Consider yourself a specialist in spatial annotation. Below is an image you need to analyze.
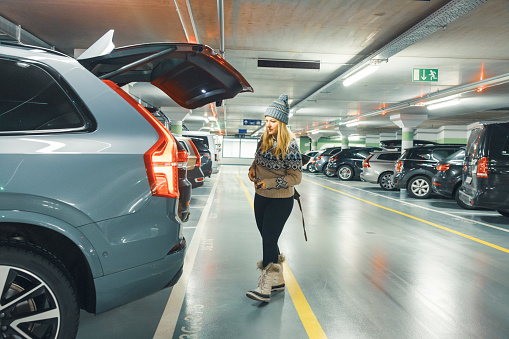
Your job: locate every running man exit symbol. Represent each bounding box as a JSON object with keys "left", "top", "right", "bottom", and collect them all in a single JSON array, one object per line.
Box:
[{"left": 412, "top": 68, "right": 439, "bottom": 82}]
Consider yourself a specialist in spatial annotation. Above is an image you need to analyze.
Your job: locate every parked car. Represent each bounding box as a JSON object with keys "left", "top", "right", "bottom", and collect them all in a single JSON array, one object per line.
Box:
[
  {"left": 393, "top": 144, "right": 464, "bottom": 198},
  {"left": 314, "top": 147, "right": 342, "bottom": 174},
  {"left": 431, "top": 148, "right": 474, "bottom": 209},
  {"left": 459, "top": 122, "right": 509, "bottom": 216},
  {"left": 174, "top": 137, "right": 193, "bottom": 221},
  {"left": 325, "top": 147, "right": 382, "bottom": 180},
  {"left": 360, "top": 150, "right": 401, "bottom": 190},
  {"left": 302, "top": 150, "right": 319, "bottom": 171},
  {"left": 308, "top": 150, "right": 325, "bottom": 173},
  {"left": 380, "top": 139, "right": 438, "bottom": 150},
  {"left": 177, "top": 137, "right": 205, "bottom": 189},
  {"left": 147, "top": 107, "right": 171, "bottom": 130},
  {"left": 183, "top": 131, "right": 219, "bottom": 174},
  {"left": 0, "top": 38, "right": 251, "bottom": 338},
  {"left": 191, "top": 137, "right": 213, "bottom": 177}
]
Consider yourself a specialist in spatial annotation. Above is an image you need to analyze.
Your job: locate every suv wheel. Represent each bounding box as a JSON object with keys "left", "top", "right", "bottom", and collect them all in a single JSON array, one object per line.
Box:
[
  {"left": 0, "top": 241, "right": 80, "bottom": 339},
  {"left": 324, "top": 166, "right": 335, "bottom": 177},
  {"left": 454, "top": 188, "right": 476, "bottom": 210},
  {"left": 407, "top": 175, "right": 432, "bottom": 199},
  {"left": 337, "top": 165, "right": 354, "bottom": 181},
  {"left": 379, "top": 172, "right": 396, "bottom": 191},
  {"left": 498, "top": 210, "right": 509, "bottom": 217},
  {"left": 308, "top": 164, "right": 318, "bottom": 173}
]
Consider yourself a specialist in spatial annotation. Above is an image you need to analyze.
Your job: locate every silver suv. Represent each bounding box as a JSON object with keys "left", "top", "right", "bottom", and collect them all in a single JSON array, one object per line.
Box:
[
  {"left": 360, "top": 151, "right": 400, "bottom": 190},
  {"left": 0, "top": 40, "right": 251, "bottom": 338}
]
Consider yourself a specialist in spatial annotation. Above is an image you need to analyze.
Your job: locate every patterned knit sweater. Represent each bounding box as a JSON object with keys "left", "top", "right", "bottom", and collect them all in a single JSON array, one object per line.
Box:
[{"left": 250, "top": 138, "right": 302, "bottom": 198}]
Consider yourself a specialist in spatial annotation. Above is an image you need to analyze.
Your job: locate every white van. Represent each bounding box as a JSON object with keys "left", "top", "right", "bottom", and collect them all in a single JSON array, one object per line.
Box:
[{"left": 182, "top": 131, "right": 219, "bottom": 174}]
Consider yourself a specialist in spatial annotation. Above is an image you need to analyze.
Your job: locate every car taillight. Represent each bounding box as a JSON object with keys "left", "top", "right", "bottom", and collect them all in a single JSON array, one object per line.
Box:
[
  {"left": 396, "top": 161, "right": 403, "bottom": 173},
  {"left": 188, "top": 140, "right": 201, "bottom": 167},
  {"left": 102, "top": 80, "right": 179, "bottom": 198},
  {"left": 330, "top": 156, "right": 337, "bottom": 161},
  {"left": 363, "top": 155, "right": 373, "bottom": 168},
  {"left": 317, "top": 156, "right": 322, "bottom": 160},
  {"left": 177, "top": 150, "right": 188, "bottom": 169},
  {"left": 436, "top": 164, "right": 450, "bottom": 171},
  {"left": 477, "top": 157, "right": 488, "bottom": 178}
]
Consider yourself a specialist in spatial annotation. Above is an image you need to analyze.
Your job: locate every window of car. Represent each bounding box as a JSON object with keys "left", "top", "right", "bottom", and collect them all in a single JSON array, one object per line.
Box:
[
  {"left": 408, "top": 149, "right": 431, "bottom": 160},
  {"left": 0, "top": 57, "right": 91, "bottom": 133},
  {"left": 488, "top": 124, "right": 509, "bottom": 160},
  {"left": 191, "top": 138, "right": 210, "bottom": 153},
  {"left": 433, "top": 149, "right": 459, "bottom": 161},
  {"left": 465, "top": 128, "right": 483, "bottom": 160},
  {"left": 377, "top": 153, "right": 400, "bottom": 161}
]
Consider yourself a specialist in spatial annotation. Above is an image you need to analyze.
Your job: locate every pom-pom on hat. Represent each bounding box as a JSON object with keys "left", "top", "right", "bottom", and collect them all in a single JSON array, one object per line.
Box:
[{"left": 265, "top": 94, "right": 290, "bottom": 124}]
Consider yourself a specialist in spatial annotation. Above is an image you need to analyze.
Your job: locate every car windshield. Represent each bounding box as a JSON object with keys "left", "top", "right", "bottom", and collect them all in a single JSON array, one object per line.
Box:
[{"left": 444, "top": 149, "right": 465, "bottom": 162}]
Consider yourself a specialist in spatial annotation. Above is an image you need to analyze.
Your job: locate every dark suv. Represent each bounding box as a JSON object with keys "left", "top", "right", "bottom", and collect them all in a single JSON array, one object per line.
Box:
[
  {"left": 325, "top": 147, "right": 382, "bottom": 180},
  {"left": 394, "top": 145, "right": 464, "bottom": 198},
  {"left": 459, "top": 122, "right": 509, "bottom": 216},
  {"left": 0, "top": 39, "right": 251, "bottom": 338},
  {"left": 314, "top": 147, "right": 342, "bottom": 174}
]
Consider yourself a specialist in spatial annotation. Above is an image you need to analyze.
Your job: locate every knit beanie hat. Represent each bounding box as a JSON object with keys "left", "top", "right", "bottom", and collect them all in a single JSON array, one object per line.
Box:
[{"left": 265, "top": 94, "right": 290, "bottom": 124}]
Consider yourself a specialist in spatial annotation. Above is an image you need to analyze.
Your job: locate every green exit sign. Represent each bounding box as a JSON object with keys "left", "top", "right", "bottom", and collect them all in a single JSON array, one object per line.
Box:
[{"left": 413, "top": 68, "right": 438, "bottom": 82}]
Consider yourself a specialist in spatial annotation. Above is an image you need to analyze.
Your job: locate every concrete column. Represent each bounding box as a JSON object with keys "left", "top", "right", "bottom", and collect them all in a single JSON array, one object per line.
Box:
[
  {"left": 171, "top": 120, "right": 183, "bottom": 136},
  {"left": 365, "top": 134, "right": 380, "bottom": 147},
  {"left": 336, "top": 127, "right": 356, "bottom": 149},
  {"left": 436, "top": 125, "right": 468, "bottom": 144},
  {"left": 390, "top": 114, "right": 428, "bottom": 153},
  {"left": 307, "top": 133, "right": 322, "bottom": 151}
]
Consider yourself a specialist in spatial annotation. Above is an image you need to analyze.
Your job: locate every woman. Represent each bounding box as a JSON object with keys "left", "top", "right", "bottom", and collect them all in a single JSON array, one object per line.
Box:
[{"left": 246, "top": 94, "right": 302, "bottom": 303}]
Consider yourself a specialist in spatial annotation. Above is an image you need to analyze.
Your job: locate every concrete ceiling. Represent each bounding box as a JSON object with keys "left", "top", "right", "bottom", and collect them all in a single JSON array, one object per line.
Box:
[{"left": 1, "top": 0, "right": 508, "bottom": 138}]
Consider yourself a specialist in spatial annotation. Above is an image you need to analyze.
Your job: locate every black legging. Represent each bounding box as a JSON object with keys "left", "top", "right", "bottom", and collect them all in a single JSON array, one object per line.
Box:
[{"left": 254, "top": 193, "right": 294, "bottom": 267}]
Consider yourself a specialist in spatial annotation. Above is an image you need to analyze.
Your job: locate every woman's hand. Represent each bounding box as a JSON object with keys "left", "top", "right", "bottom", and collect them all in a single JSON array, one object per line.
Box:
[
  {"left": 255, "top": 180, "right": 266, "bottom": 189},
  {"left": 248, "top": 167, "right": 256, "bottom": 182}
]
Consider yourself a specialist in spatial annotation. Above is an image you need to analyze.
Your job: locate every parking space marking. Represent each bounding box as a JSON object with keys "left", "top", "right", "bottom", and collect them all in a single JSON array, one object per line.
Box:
[
  {"left": 236, "top": 171, "right": 328, "bottom": 339},
  {"left": 153, "top": 169, "right": 221, "bottom": 338},
  {"left": 304, "top": 177, "right": 509, "bottom": 254},
  {"left": 305, "top": 174, "right": 509, "bottom": 234}
]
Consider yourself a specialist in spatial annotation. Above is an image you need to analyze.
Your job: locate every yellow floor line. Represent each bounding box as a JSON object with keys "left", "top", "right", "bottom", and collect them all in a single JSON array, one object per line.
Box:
[
  {"left": 304, "top": 177, "right": 509, "bottom": 254},
  {"left": 236, "top": 172, "right": 327, "bottom": 339}
]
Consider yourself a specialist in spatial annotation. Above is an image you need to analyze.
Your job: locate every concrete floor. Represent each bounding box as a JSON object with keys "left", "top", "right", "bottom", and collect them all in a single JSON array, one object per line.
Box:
[{"left": 77, "top": 165, "right": 509, "bottom": 339}]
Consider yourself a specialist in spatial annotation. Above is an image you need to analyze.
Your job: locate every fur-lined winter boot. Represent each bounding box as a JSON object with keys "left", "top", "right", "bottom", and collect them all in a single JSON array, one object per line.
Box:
[
  {"left": 272, "top": 254, "right": 285, "bottom": 291},
  {"left": 246, "top": 261, "right": 281, "bottom": 302}
]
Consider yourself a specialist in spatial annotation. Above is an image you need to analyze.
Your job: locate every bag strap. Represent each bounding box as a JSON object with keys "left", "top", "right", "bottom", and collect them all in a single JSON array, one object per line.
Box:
[{"left": 294, "top": 188, "right": 307, "bottom": 241}]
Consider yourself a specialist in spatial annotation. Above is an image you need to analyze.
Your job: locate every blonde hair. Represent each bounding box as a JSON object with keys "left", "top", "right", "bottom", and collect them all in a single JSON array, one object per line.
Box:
[{"left": 260, "top": 120, "right": 293, "bottom": 158}]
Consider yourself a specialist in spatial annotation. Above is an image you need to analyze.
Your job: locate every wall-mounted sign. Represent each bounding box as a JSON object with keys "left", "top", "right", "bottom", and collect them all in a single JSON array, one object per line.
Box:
[
  {"left": 243, "top": 119, "right": 262, "bottom": 126},
  {"left": 413, "top": 68, "right": 438, "bottom": 82}
]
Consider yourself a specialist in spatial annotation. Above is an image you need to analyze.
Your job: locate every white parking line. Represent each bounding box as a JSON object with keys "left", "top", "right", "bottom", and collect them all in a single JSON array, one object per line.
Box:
[
  {"left": 153, "top": 169, "right": 220, "bottom": 338},
  {"left": 305, "top": 173, "right": 509, "bottom": 234}
]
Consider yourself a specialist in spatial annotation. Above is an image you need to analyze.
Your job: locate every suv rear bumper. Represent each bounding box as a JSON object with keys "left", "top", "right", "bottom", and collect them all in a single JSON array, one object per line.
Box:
[
  {"left": 94, "top": 237, "right": 186, "bottom": 314},
  {"left": 393, "top": 172, "right": 407, "bottom": 189}
]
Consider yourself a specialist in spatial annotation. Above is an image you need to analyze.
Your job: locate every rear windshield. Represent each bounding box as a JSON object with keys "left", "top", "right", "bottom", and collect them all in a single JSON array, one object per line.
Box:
[
  {"left": 191, "top": 138, "right": 209, "bottom": 153},
  {"left": 377, "top": 153, "right": 400, "bottom": 161},
  {"left": 324, "top": 148, "right": 341, "bottom": 156},
  {"left": 465, "top": 128, "right": 484, "bottom": 160},
  {"left": 488, "top": 124, "right": 509, "bottom": 160},
  {"left": 445, "top": 149, "right": 465, "bottom": 162}
]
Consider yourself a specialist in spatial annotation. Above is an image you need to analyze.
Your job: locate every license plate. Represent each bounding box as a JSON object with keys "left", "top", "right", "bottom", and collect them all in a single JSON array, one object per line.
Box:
[{"left": 465, "top": 176, "right": 472, "bottom": 184}]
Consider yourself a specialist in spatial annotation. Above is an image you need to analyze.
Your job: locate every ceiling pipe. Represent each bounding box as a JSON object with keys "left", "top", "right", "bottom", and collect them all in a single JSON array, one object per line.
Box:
[
  {"left": 217, "top": 0, "right": 227, "bottom": 136},
  {"left": 186, "top": 0, "right": 200, "bottom": 44},
  {"left": 217, "top": 0, "right": 225, "bottom": 58},
  {"left": 0, "top": 15, "right": 53, "bottom": 49},
  {"left": 339, "top": 72, "right": 509, "bottom": 125}
]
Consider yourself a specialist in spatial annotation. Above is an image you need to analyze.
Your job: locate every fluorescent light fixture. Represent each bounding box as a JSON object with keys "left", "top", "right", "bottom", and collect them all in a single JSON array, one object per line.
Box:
[
  {"left": 345, "top": 121, "right": 359, "bottom": 127},
  {"left": 208, "top": 116, "right": 216, "bottom": 122},
  {"left": 343, "top": 65, "right": 379, "bottom": 87},
  {"left": 424, "top": 95, "right": 460, "bottom": 106},
  {"left": 427, "top": 99, "right": 461, "bottom": 110},
  {"left": 311, "top": 130, "right": 319, "bottom": 134}
]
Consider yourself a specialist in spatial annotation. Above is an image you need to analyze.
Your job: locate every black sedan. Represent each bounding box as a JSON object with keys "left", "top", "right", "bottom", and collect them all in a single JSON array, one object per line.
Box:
[
  {"left": 432, "top": 149, "right": 473, "bottom": 209},
  {"left": 325, "top": 147, "right": 381, "bottom": 180}
]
